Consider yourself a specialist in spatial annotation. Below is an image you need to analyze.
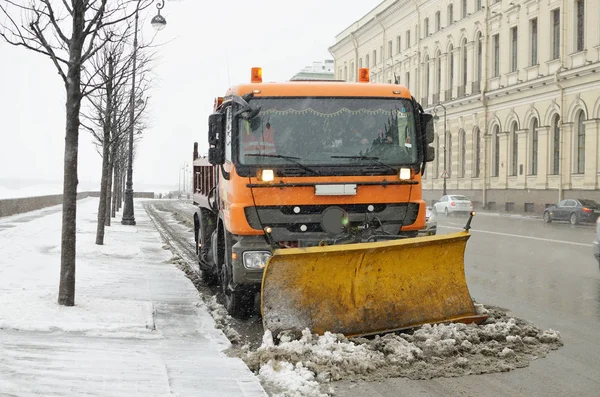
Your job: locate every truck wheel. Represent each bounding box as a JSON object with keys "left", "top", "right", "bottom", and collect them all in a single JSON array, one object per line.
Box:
[
  {"left": 198, "top": 209, "right": 218, "bottom": 286},
  {"left": 221, "top": 231, "right": 254, "bottom": 319}
]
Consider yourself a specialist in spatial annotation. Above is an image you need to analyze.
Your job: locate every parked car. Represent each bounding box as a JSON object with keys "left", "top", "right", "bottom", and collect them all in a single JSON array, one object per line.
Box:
[
  {"left": 433, "top": 195, "right": 474, "bottom": 216},
  {"left": 594, "top": 217, "right": 600, "bottom": 269},
  {"left": 543, "top": 199, "right": 600, "bottom": 225},
  {"left": 419, "top": 206, "right": 437, "bottom": 236}
]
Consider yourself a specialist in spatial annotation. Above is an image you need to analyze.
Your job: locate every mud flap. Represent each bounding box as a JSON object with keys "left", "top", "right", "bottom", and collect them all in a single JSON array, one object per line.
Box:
[{"left": 261, "top": 232, "right": 486, "bottom": 338}]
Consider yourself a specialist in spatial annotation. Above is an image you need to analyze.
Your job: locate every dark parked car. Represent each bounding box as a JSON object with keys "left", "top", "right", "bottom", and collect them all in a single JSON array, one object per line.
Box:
[{"left": 543, "top": 199, "right": 600, "bottom": 225}]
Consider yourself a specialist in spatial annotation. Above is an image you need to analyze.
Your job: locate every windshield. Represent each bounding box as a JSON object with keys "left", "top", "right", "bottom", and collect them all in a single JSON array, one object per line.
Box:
[
  {"left": 236, "top": 97, "right": 417, "bottom": 167},
  {"left": 579, "top": 199, "right": 600, "bottom": 207}
]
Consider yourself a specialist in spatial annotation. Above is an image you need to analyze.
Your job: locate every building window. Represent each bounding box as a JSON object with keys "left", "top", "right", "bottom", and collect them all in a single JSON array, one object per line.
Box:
[
  {"left": 435, "top": 11, "right": 441, "bottom": 32},
  {"left": 448, "top": 4, "right": 454, "bottom": 25},
  {"left": 528, "top": 18, "right": 538, "bottom": 66},
  {"left": 511, "top": 27, "right": 518, "bottom": 72},
  {"left": 493, "top": 34, "right": 500, "bottom": 77},
  {"left": 576, "top": 0, "right": 585, "bottom": 52},
  {"left": 476, "top": 32, "right": 482, "bottom": 82},
  {"left": 576, "top": 111, "right": 585, "bottom": 173},
  {"left": 396, "top": 35, "right": 401, "bottom": 53},
  {"left": 552, "top": 9, "right": 560, "bottom": 59},
  {"left": 380, "top": 46, "right": 383, "bottom": 63},
  {"left": 462, "top": 40, "right": 467, "bottom": 88},
  {"left": 462, "top": 0, "right": 467, "bottom": 18},
  {"left": 460, "top": 130, "right": 466, "bottom": 177},
  {"left": 405, "top": 71, "right": 410, "bottom": 89},
  {"left": 424, "top": 56, "right": 430, "bottom": 100},
  {"left": 552, "top": 115, "right": 560, "bottom": 175},
  {"left": 474, "top": 127, "right": 481, "bottom": 178},
  {"left": 449, "top": 45, "right": 454, "bottom": 91},
  {"left": 424, "top": 18, "right": 429, "bottom": 37},
  {"left": 338, "top": 67, "right": 342, "bottom": 80},
  {"left": 350, "top": 62, "right": 355, "bottom": 81},
  {"left": 359, "top": 58, "right": 363, "bottom": 69},
  {"left": 511, "top": 122, "right": 518, "bottom": 176},
  {"left": 344, "top": 66, "right": 348, "bottom": 81},
  {"left": 530, "top": 119, "right": 538, "bottom": 175},
  {"left": 475, "top": 0, "right": 482, "bottom": 11},
  {"left": 436, "top": 53, "right": 442, "bottom": 97},
  {"left": 365, "top": 54, "right": 370, "bottom": 68},
  {"left": 388, "top": 41, "right": 393, "bottom": 58},
  {"left": 493, "top": 125, "right": 500, "bottom": 177},
  {"left": 448, "top": 132, "right": 452, "bottom": 177},
  {"left": 406, "top": 30, "right": 411, "bottom": 48},
  {"left": 434, "top": 136, "right": 439, "bottom": 178},
  {"left": 373, "top": 50, "right": 377, "bottom": 66}
]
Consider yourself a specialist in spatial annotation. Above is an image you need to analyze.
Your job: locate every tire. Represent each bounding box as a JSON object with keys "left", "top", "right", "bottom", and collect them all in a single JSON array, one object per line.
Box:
[
  {"left": 570, "top": 213, "right": 579, "bottom": 225},
  {"left": 221, "top": 231, "right": 254, "bottom": 319},
  {"left": 444, "top": 207, "right": 449, "bottom": 216},
  {"left": 543, "top": 212, "right": 552, "bottom": 223},
  {"left": 198, "top": 209, "right": 218, "bottom": 286}
]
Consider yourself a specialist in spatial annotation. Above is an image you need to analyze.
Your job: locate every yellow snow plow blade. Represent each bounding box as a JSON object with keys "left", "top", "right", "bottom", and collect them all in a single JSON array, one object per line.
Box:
[{"left": 261, "top": 231, "right": 486, "bottom": 338}]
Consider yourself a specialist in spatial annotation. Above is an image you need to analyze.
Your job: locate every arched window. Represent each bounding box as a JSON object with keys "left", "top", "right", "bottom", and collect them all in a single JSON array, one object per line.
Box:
[
  {"left": 511, "top": 122, "right": 518, "bottom": 176},
  {"left": 460, "top": 130, "right": 466, "bottom": 177},
  {"left": 424, "top": 55, "right": 430, "bottom": 102},
  {"left": 473, "top": 127, "right": 481, "bottom": 177},
  {"left": 576, "top": 110, "right": 586, "bottom": 173},
  {"left": 448, "top": 4, "right": 454, "bottom": 26},
  {"left": 530, "top": 118, "right": 538, "bottom": 175},
  {"left": 461, "top": 39, "right": 468, "bottom": 94},
  {"left": 434, "top": 135, "right": 440, "bottom": 178},
  {"left": 344, "top": 66, "right": 348, "bottom": 81},
  {"left": 447, "top": 132, "right": 453, "bottom": 177},
  {"left": 492, "top": 125, "right": 500, "bottom": 177},
  {"left": 476, "top": 32, "right": 482, "bottom": 91},
  {"left": 448, "top": 45, "right": 454, "bottom": 96},
  {"left": 365, "top": 54, "right": 370, "bottom": 68},
  {"left": 436, "top": 51, "right": 442, "bottom": 98},
  {"left": 552, "top": 115, "right": 560, "bottom": 175},
  {"left": 435, "top": 11, "right": 441, "bottom": 32}
]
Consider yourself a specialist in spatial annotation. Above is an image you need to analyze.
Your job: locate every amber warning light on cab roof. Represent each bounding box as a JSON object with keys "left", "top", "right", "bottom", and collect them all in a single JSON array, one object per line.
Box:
[
  {"left": 358, "top": 68, "right": 370, "bottom": 83},
  {"left": 251, "top": 67, "right": 263, "bottom": 83}
]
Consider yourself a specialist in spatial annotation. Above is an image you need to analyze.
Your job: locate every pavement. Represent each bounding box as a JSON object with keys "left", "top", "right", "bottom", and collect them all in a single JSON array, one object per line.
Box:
[{"left": 0, "top": 198, "right": 267, "bottom": 397}]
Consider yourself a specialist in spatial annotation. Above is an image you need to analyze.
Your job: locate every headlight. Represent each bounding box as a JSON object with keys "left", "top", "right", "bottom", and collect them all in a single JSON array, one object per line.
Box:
[{"left": 243, "top": 251, "right": 271, "bottom": 269}]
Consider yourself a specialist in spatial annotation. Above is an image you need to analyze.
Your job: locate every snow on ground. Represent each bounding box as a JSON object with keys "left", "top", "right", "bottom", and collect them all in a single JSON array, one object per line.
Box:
[
  {"left": 239, "top": 305, "right": 562, "bottom": 397},
  {"left": 144, "top": 202, "right": 564, "bottom": 397},
  {"left": 0, "top": 198, "right": 267, "bottom": 396}
]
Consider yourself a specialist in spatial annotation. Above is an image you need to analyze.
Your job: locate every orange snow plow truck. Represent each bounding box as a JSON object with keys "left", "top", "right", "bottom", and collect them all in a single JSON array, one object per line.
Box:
[{"left": 192, "top": 67, "right": 486, "bottom": 338}]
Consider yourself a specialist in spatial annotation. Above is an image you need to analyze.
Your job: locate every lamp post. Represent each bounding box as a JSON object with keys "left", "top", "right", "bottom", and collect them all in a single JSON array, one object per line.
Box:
[
  {"left": 122, "top": 1, "right": 167, "bottom": 225},
  {"left": 433, "top": 102, "right": 447, "bottom": 196}
]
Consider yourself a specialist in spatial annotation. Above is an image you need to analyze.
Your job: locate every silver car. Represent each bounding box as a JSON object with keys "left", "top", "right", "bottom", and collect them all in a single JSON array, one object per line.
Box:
[{"left": 419, "top": 206, "right": 437, "bottom": 236}]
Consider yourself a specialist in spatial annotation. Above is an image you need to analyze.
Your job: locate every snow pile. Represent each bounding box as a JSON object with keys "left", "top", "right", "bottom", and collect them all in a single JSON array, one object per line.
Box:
[{"left": 243, "top": 305, "right": 563, "bottom": 394}]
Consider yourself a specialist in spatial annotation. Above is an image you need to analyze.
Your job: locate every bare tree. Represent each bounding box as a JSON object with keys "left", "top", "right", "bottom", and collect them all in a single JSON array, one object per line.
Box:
[
  {"left": 82, "top": 35, "right": 154, "bottom": 245},
  {"left": 0, "top": 0, "right": 153, "bottom": 306}
]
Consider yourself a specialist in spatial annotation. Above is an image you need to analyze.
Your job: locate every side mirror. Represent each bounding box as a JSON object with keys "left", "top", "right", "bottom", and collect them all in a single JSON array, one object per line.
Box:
[
  {"left": 421, "top": 113, "right": 435, "bottom": 162},
  {"left": 208, "top": 112, "right": 225, "bottom": 165}
]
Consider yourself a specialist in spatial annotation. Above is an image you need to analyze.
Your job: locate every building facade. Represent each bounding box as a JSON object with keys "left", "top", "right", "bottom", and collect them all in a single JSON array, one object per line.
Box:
[
  {"left": 290, "top": 60, "right": 335, "bottom": 81},
  {"left": 329, "top": 0, "right": 600, "bottom": 213}
]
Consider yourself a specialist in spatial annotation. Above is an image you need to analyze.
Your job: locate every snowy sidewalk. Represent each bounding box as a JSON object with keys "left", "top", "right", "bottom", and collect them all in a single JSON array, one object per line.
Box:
[{"left": 0, "top": 198, "right": 267, "bottom": 396}]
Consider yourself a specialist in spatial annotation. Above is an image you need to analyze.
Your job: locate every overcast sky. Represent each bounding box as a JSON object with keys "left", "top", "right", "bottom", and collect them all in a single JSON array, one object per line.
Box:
[{"left": 0, "top": 0, "right": 381, "bottom": 190}]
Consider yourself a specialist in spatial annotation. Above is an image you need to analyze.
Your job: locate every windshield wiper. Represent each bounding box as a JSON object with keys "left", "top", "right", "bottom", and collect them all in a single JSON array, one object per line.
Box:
[
  {"left": 246, "top": 154, "right": 320, "bottom": 175},
  {"left": 331, "top": 155, "right": 398, "bottom": 174}
]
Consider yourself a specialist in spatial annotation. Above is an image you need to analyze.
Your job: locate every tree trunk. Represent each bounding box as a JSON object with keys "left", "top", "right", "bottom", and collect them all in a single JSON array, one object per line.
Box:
[
  {"left": 112, "top": 154, "right": 120, "bottom": 217},
  {"left": 95, "top": 57, "right": 114, "bottom": 245},
  {"left": 58, "top": 2, "right": 86, "bottom": 307}
]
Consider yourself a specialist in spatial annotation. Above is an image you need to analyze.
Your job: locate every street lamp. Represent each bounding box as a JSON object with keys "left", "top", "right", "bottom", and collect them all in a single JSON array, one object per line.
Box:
[
  {"left": 151, "top": 1, "right": 167, "bottom": 31},
  {"left": 122, "top": 1, "right": 167, "bottom": 226},
  {"left": 433, "top": 102, "right": 447, "bottom": 196}
]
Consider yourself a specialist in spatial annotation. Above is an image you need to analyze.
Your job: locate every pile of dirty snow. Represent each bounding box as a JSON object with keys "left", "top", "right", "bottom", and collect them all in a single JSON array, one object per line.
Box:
[{"left": 241, "top": 305, "right": 562, "bottom": 397}]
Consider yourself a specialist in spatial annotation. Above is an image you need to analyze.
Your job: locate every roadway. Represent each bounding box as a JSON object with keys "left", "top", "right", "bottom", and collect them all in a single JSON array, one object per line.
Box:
[{"left": 332, "top": 213, "right": 600, "bottom": 396}]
